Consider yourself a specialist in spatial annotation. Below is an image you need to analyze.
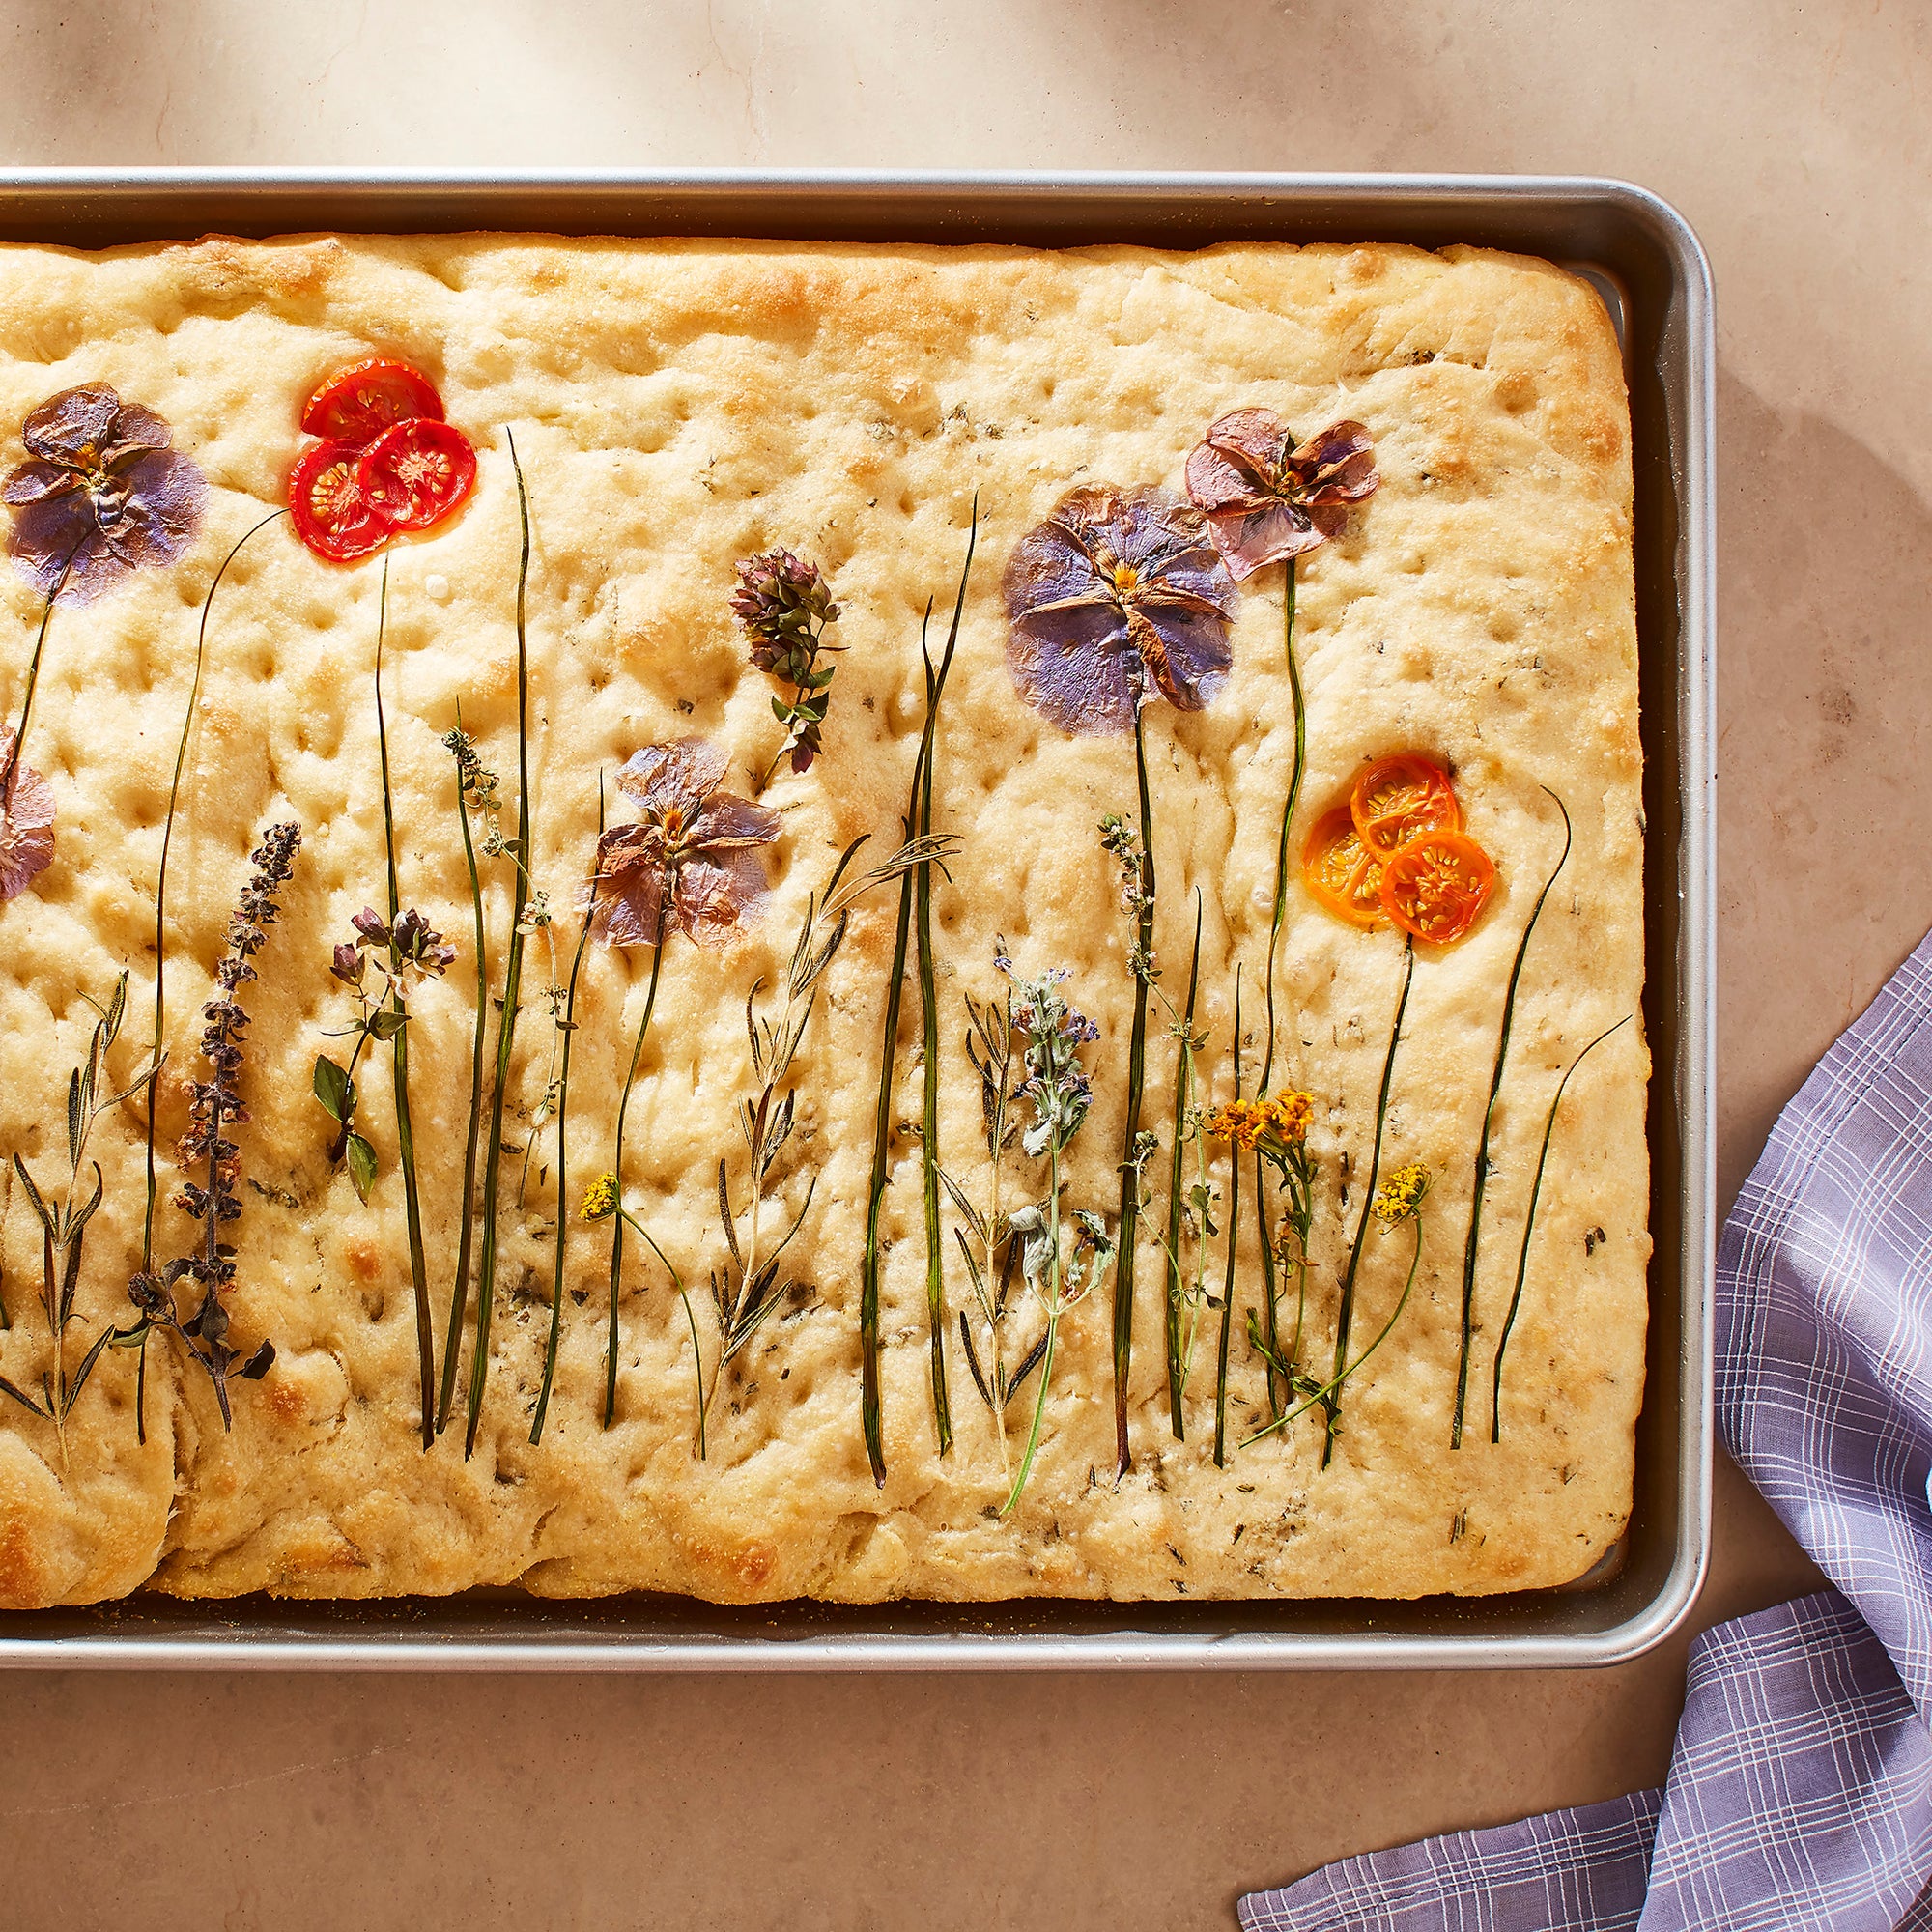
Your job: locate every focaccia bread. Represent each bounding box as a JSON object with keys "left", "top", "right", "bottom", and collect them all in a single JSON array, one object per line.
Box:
[{"left": 0, "top": 231, "right": 1646, "bottom": 1608}]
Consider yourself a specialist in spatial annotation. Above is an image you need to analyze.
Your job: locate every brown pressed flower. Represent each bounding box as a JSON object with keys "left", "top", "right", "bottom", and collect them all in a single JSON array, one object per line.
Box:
[
  {"left": 0, "top": 729, "right": 54, "bottom": 901},
  {"left": 1183, "top": 411, "right": 1378, "bottom": 581},
  {"left": 4, "top": 384, "right": 207, "bottom": 603},
  {"left": 1003, "top": 485, "right": 1236, "bottom": 735},
  {"left": 592, "top": 738, "right": 781, "bottom": 948}
]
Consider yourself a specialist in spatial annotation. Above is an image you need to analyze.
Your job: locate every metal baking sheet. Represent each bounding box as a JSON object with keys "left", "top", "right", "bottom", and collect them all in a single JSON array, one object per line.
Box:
[{"left": 0, "top": 170, "right": 1714, "bottom": 1670}]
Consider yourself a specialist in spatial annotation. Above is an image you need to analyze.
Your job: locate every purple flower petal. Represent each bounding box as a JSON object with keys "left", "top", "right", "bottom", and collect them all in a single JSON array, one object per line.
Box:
[
  {"left": 1286, "top": 419, "right": 1378, "bottom": 503},
  {"left": 21, "top": 384, "right": 124, "bottom": 466},
  {"left": 613, "top": 737, "right": 729, "bottom": 812},
  {"left": 674, "top": 848, "right": 772, "bottom": 948},
  {"left": 0, "top": 733, "right": 55, "bottom": 903},
  {"left": 1186, "top": 412, "right": 1378, "bottom": 578},
  {"left": 1007, "top": 596, "right": 1141, "bottom": 735},
  {"left": 686, "top": 792, "right": 782, "bottom": 850},
  {"left": 1201, "top": 499, "right": 1324, "bottom": 582}
]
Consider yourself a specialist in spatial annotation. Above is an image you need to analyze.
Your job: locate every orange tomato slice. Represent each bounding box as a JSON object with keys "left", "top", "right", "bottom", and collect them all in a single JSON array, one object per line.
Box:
[
  {"left": 1302, "top": 805, "right": 1387, "bottom": 929},
  {"left": 1350, "top": 753, "right": 1462, "bottom": 862},
  {"left": 1379, "top": 829, "right": 1496, "bottom": 945}
]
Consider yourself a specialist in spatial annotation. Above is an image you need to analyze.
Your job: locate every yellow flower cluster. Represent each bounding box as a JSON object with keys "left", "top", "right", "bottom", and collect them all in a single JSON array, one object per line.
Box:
[
  {"left": 580, "top": 1171, "right": 618, "bottom": 1221},
  {"left": 1373, "top": 1161, "right": 1432, "bottom": 1226},
  {"left": 1204, "top": 1092, "right": 1315, "bottom": 1151}
]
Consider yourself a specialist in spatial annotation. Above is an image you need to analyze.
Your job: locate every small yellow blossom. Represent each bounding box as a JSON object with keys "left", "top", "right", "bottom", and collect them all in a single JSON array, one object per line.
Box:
[
  {"left": 580, "top": 1171, "right": 618, "bottom": 1221},
  {"left": 1204, "top": 1099, "right": 1266, "bottom": 1151},
  {"left": 1373, "top": 1162, "right": 1432, "bottom": 1226},
  {"left": 1262, "top": 1091, "right": 1314, "bottom": 1145}
]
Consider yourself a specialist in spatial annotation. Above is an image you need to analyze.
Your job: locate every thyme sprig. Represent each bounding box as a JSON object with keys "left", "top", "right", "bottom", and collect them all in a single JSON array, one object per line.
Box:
[
  {"left": 999, "top": 954, "right": 1112, "bottom": 1517},
  {"left": 860, "top": 511, "right": 975, "bottom": 1486},
  {"left": 1243, "top": 1161, "right": 1431, "bottom": 1450},
  {"left": 464, "top": 429, "right": 536, "bottom": 1459},
  {"left": 1323, "top": 937, "right": 1414, "bottom": 1469},
  {"left": 1109, "top": 705, "right": 1158, "bottom": 1478},
  {"left": 1453, "top": 790, "right": 1572, "bottom": 1448},
  {"left": 1491, "top": 1015, "right": 1631, "bottom": 1443},
  {"left": 1, "top": 974, "right": 156, "bottom": 1460},
  {"left": 435, "top": 719, "right": 499, "bottom": 1435},
  {"left": 127, "top": 822, "right": 299, "bottom": 1428},
  {"left": 135, "top": 511, "right": 282, "bottom": 1442},
  {"left": 733, "top": 548, "right": 844, "bottom": 784}
]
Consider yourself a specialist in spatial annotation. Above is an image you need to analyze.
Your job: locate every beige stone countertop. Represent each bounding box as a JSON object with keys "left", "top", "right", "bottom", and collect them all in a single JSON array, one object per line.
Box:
[{"left": 5, "top": 0, "right": 1929, "bottom": 1924}]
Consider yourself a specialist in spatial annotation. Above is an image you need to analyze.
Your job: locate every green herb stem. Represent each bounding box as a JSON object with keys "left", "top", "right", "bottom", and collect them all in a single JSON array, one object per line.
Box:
[
  {"left": 371, "top": 555, "right": 435, "bottom": 1450},
  {"left": 1213, "top": 970, "right": 1243, "bottom": 1469},
  {"left": 1323, "top": 938, "right": 1413, "bottom": 1470},
  {"left": 530, "top": 776, "right": 603, "bottom": 1446},
  {"left": 1162, "top": 892, "right": 1204, "bottom": 1437},
  {"left": 1453, "top": 791, "right": 1572, "bottom": 1448},
  {"left": 1491, "top": 1014, "right": 1631, "bottom": 1444},
  {"left": 1, "top": 541, "right": 81, "bottom": 804},
  {"left": 437, "top": 724, "right": 491, "bottom": 1435},
  {"left": 604, "top": 930, "right": 665, "bottom": 1430},
  {"left": 135, "top": 510, "right": 282, "bottom": 1444},
  {"left": 1111, "top": 704, "right": 1156, "bottom": 1479},
  {"left": 464, "top": 432, "right": 536, "bottom": 1460},
  {"left": 1002, "top": 1146, "right": 1062, "bottom": 1518}
]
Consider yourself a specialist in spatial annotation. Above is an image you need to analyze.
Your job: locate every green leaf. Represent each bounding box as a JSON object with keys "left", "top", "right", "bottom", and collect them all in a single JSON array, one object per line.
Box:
[
  {"left": 370, "top": 1008, "right": 408, "bottom": 1041},
  {"left": 67, "top": 1068, "right": 82, "bottom": 1171},
  {"left": 313, "top": 1056, "right": 354, "bottom": 1123},
  {"left": 103, "top": 970, "right": 128, "bottom": 1042},
  {"left": 345, "top": 1131, "right": 378, "bottom": 1204}
]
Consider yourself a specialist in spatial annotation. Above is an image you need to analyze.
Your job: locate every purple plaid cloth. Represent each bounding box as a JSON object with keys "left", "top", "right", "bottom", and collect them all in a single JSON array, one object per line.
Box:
[{"left": 1240, "top": 929, "right": 1932, "bottom": 1932}]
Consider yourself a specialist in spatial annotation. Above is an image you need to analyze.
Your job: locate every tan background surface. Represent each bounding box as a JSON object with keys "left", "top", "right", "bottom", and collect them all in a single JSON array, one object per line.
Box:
[{"left": 4, "top": 0, "right": 1926, "bottom": 1924}]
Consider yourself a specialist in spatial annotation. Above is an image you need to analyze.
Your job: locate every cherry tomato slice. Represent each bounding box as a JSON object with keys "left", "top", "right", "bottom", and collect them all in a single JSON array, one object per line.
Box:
[
  {"left": 355, "top": 419, "right": 477, "bottom": 533},
  {"left": 1379, "top": 829, "right": 1496, "bottom": 945},
  {"left": 288, "top": 439, "right": 389, "bottom": 562},
  {"left": 1302, "top": 804, "right": 1387, "bottom": 929},
  {"left": 300, "top": 358, "right": 445, "bottom": 447},
  {"left": 1350, "top": 753, "right": 1462, "bottom": 862}
]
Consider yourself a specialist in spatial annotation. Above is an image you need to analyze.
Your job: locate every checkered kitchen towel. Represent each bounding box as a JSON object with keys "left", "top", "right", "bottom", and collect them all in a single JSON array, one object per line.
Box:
[{"left": 1240, "top": 928, "right": 1932, "bottom": 1931}]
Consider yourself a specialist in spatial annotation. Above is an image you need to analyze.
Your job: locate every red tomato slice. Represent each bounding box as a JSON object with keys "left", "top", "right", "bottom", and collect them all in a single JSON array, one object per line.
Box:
[
  {"left": 288, "top": 440, "right": 389, "bottom": 562},
  {"left": 1302, "top": 805, "right": 1387, "bottom": 929},
  {"left": 300, "top": 358, "right": 444, "bottom": 447},
  {"left": 356, "top": 419, "right": 477, "bottom": 532},
  {"left": 1350, "top": 753, "right": 1462, "bottom": 863},
  {"left": 1379, "top": 829, "right": 1497, "bottom": 945}
]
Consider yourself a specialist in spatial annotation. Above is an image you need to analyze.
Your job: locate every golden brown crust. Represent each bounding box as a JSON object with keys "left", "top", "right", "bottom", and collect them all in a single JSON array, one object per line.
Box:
[{"left": 0, "top": 233, "right": 1644, "bottom": 1607}]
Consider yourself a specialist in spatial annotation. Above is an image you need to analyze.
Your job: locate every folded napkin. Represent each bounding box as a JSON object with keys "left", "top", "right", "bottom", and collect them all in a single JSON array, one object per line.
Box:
[{"left": 1240, "top": 928, "right": 1932, "bottom": 1932}]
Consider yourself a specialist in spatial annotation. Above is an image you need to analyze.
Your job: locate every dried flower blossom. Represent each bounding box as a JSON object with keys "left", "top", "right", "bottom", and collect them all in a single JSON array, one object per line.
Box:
[
  {"left": 592, "top": 738, "right": 780, "bottom": 949},
  {"left": 1003, "top": 485, "right": 1236, "bottom": 734},
  {"left": 1374, "top": 1161, "right": 1433, "bottom": 1227},
  {"left": 581, "top": 1172, "right": 618, "bottom": 1221},
  {"left": 128, "top": 822, "right": 299, "bottom": 1425},
  {"left": 1206, "top": 1091, "right": 1316, "bottom": 1155},
  {"left": 1183, "top": 412, "right": 1378, "bottom": 582},
  {"left": 733, "top": 548, "right": 843, "bottom": 778},
  {"left": 5, "top": 384, "right": 207, "bottom": 603},
  {"left": 0, "top": 729, "right": 54, "bottom": 901}
]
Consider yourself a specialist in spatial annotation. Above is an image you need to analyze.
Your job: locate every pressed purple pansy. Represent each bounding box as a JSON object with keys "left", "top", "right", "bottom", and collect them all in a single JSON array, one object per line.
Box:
[
  {"left": 4, "top": 384, "right": 207, "bottom": 604},
  {"left": 592, "top": 738, "right": 781, "bottom": 949},
  {"left": 1002, "top": 485, "right": 1236, "bottom": 736},
  {"left": 0, "top": 730, "right": 53, "bottom": 901},
  {"left": 1183, "top": 411, "right": 1378, "bottom": 581}
]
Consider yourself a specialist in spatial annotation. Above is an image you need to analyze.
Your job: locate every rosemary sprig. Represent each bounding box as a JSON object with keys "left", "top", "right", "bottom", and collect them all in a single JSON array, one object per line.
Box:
[
  {"left": 1490, "top": 1015, "right": 1631, "bottom": 1443},
  {"left": 530, "top": 775, "right": 604, "bottom": 1446},
  {"left": 1110, "top": 702, "right": 1157, "bottom": 1478},
  {"left": 1, "top": 975, "right": 156, "bottom": 1461},
  {"left": 1160, "top": 890, "right": 1208, "bottom": 1436},
  {"left": 859, "top": 512, "right": 975, "bottom": 1487},
  {"left": 1256, "top": 553, "right": 1306, "bottom": 1417},
  {"left": 1453, "top": 790, "right": 1572, "bottom": 1448},
  {"left": 465, "top": 430, "right": 536, "bottom": 1459},
  {"left": 436, "top": 717, "right": 498, "bottom": 1434},
  {"left": 1244, "top": 1162, "right": 1430, "bottom": 1450},
  {"left": 134, "top": 511, "right": 281, "bottom": 1443},
  {"left": 1213, "top": 970, "right": 1243, "bottom": 1468},
  {"left": 1323, "top": 937, "right": 1414, "bottom": 1469}
]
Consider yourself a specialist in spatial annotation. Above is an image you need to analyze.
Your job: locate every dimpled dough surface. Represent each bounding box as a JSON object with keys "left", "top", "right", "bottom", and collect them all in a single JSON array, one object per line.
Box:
[{"left": 0, "top": 232, "right": 1646, "bottom": 1609}]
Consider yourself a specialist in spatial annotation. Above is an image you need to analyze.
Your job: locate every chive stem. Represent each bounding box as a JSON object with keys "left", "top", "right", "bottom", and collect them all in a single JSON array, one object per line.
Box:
[
  {"left": 1111, "top": 703, "right": 1156, "bottom": 1479},
  {"left": 1323, "top": 937, "right": 1413, "bottom": 1470},
  {"left": 605, "top": 930, "right": 665, "bottom": 1428},
  {"left": 464, "top": 431, "right": 535, "bottom": 1459},
  {"left": 1213, "top": 969, "right": 1243, "bottom": 1468},
  {"left": 1491, "top": 1015, "right": 1630, "bottom": 1443},
  {"left": 1162, "top": 892, "right": 1204, "bottom": 1437},
  {"left": 1002, "top": 1143, "right": 1062, "bottom": 1518},
  {"left": 1453, "top": 791, "right": 1572, "bottom": 1447}
]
